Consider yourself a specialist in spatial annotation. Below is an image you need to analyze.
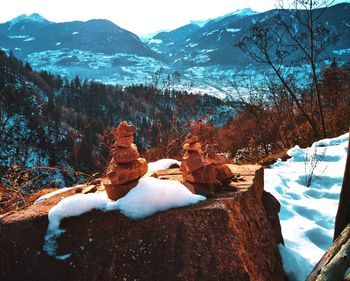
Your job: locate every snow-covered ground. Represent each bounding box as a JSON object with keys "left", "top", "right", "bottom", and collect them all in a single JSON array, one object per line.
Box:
[{"left": 265, "top": 133, "right": 349, "bottom": 281}]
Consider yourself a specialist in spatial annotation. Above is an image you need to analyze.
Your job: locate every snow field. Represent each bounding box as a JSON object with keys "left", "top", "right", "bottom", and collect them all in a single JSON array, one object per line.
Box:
[{"left": 265, "top": 133, "right": 349, "bottom": 281}]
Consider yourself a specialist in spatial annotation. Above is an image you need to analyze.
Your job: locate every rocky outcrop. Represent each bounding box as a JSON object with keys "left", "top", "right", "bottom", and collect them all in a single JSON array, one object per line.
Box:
[{"left": 0, "top": 165, "right": 285, "bottom": 281}]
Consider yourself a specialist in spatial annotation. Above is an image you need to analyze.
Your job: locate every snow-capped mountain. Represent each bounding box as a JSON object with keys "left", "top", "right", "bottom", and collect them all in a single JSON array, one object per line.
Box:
[{"left": 0, "top": 3, "right": 349, "bottom": 97}]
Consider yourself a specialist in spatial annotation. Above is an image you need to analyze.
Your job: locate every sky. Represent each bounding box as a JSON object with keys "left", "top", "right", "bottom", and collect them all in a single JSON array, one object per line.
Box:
[{"left": 1, "top": 0, "right": 349, "bottom": 36}]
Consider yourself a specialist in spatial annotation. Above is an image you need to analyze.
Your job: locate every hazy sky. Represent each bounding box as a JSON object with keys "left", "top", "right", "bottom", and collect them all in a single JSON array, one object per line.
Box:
[{"left": 1, "top": 0, "right": 348, "bottom": 36}]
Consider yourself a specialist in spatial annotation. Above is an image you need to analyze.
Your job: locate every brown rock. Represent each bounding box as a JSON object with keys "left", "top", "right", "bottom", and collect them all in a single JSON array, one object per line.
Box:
[
  {"left": 181, "top": 151, "right": 205, "bottom": 172},
  {"left": 183, "top": 142, "right": 201, "bottom": 152},
  {"left": 102, "top": 178, "right": 139, "bottom": 201},
  {"left": 180, "top": 179, "right": 215, "bottom": 196},
  {"left": 115, "top": 135, "right": 134, "bottom": 148},
  {"left": 185, "top": 134, "right": 199, "bottom": 144},
  {"left": 182, "top": 164, "right": 221, "bottom": 186},
  {"left": 112, "top": 144, "right": 139, "bottom": 163},
  {"left": 113, "top": 121, "right": 136, "bottom": 138},
  {"left": 0, "top": 165, "right": 285, "bottom": 281},
  {"left": 107, "top": 158, "right": 148, "bottom": 185},
  {"left": 216, "top": 164, "right": 234, "bottom": 185}
]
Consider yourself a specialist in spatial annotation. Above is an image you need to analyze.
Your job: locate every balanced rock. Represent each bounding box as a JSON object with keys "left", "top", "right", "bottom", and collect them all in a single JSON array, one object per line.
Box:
[
  {"left": 182, "top": 151, "right": 205, "bottom": 172},
  {"left": 115, "top": 135, "right": 134, "bottom": 148},
  {"left": 102, "top": 178, "right": 139, "bottom": 201},
  {"left": 103, "top": 121, "right": 148, "bottom": 201},
  {"left": 113, "top": 121, "right": 136, "bottom": 138},
  {"left": 181, "top": 134, "right": 234, "bottom": 194},
  {"left": 106, "top": 158, "right": 148, "bottom": 185},
  {"left": 112, "top": 144, "right": 140, "bottom": 163},
  {"left": 185, "top": 134, "right": 199, "bottom": 144},
  {"left": 183, "top": 142, "right": 201, "bottom": 152}
]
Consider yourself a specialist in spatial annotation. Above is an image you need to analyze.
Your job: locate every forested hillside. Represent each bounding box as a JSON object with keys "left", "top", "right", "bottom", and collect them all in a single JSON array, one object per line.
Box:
[{"left": 0, "top": 49, "right": 236, "bottom": 190}]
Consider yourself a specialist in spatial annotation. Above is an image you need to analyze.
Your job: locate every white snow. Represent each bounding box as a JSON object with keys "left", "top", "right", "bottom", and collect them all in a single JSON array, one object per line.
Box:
[
  {"left": 332, "top": 48, "right": 350, "bottom": 55},
  {"left": 43, "top": 177, "right": 205, "bottom": 259},
  {"left": 265, "top": 132, "right": 349, "bottom": 281},
  {"left": 148, "top": 158, "right": 181, "bottom": 172},
  {"left": 227, "top": 28, "right": 241, "bottom": 33},
  {"left": 148, "top": 38, "right": 162, "bottom": 44},
  {"left": 34, "top": 186, "right": 78, "bottom": 204},
  {"left": 23, "top": 37, "right": 35, "bottom": 42},
  {"left": 107, "top": 177, "right": 205, "bottom": 219}
]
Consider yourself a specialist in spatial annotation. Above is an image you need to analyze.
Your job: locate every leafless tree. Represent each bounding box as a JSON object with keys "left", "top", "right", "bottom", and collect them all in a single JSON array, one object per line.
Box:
[{"left": 236, "top": 0, "right": 337, "bottom": 138}]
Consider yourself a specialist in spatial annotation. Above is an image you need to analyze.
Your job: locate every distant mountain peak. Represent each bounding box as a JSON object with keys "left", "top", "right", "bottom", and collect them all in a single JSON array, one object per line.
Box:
[
  {"left": 212, "top": 7, "right": 257, "bottom": 23},
  {"left": 5, "top": 13, "right": 51, "bottom": 32},
  {"left": 8, "top": 13, "right": 50, "bottom": 25}
]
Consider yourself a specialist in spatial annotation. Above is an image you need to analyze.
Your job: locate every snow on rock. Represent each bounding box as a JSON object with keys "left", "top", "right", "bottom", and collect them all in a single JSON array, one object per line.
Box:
[
  {"left": 43, "top": 177, "right": 205, "bottom": 259},
  {"left": 265, "top": 132, "right": 349, "bottom": 281},
  {"left": 34, "top": 187, "right": 75, "bottom": 204},
  {"left": 147, "top": 158, "right": 181, "bottom": 172},
  {"left": 108, "top": 177, "right": 205, "bottom": 220}
]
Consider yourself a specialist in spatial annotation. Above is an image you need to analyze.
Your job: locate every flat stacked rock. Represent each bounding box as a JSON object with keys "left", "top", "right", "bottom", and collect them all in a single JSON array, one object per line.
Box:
[
  {"left": 180, "top": 134, "right": 234, "bottom": 195},
  {"left": 103, "top": 121, "right": 148, "bottom": 200}
]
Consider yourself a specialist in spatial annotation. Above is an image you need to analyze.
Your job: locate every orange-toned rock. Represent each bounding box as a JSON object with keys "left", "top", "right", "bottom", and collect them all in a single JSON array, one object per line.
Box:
[
  {"left": 103, "top": 178, "right": 139, "bottom": 201},
  {"left": 182, "top": 164, "right": 221, "bottom": 186},
  {"left": 185, "top": 134, "right": 199, "bottom": 144},
  {"left": 217, "top": 164, "right": 234, "bottom": 185},
  {"left": 107, "top": 158, "right": 148, "bottom": 185},
  {"left": 112, "top": 144, "right": 139, "bottom": 163},
  {"left": 183, "top": 142, "right": 201, "bottom": 152},
  {"left": 181, "top": 152, "right": 205, "bottom": 172},
  {"left": 113, "top": 121, "right": 136, "bottom": 138},
  {"left": 115, "top": 135, "right": 134, "bottom": 148}
]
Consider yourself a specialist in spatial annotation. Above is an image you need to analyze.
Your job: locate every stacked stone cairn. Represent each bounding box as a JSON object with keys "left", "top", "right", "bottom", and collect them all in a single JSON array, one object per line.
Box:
[
  {"left": 180, "top": 134, "right": 234, "bottom": 195},
  {"left": 102, "top": 121, "right": 148, "bottom": 201}
]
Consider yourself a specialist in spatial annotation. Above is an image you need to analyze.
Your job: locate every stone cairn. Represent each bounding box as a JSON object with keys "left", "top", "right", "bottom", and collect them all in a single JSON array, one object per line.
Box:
[
  {"left": 102, "top": 121, "right": 148, "bottom": 201},
  {"left": 180, "top": 134, "right": 233, "bottom": 195}
]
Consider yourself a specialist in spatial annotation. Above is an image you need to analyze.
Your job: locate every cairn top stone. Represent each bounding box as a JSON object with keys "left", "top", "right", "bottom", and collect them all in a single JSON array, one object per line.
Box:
[{"left": 113, "top": 121, "right": 136, "bottom": 138}]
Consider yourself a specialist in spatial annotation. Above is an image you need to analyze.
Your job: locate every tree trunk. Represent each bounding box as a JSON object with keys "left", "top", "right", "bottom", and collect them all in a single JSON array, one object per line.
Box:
[
  {"left": 307, "top": 224, "right": 350, "bottom": 281},
  {"left": 334, "top": 129, "right": 350, "bottom": 240}
]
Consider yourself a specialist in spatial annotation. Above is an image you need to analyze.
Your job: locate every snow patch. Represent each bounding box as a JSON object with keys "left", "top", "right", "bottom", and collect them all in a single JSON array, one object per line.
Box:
[
  {"left": 148, "top": 38, "right": 162, "bottom": 44},
  {"left": 43, "top": 177, "right": 205, "bottom": 259},
  {"left": 148, "top": 159, "right": 181, "bottom": 172},
  {"left": 227, "top": 28, "right": 241, "bottom": 33},
  {"left": 332, "top": 48, "right": 350, "bottom": 55},
  {"left": 265, "top": 133, "right": 349, "bottom": 281},
  {"left": 34, "top": 186, "right": 76, "bottom": 204},
  {"left": 23, "top": 37, "right": 35, "bottom": 42}
]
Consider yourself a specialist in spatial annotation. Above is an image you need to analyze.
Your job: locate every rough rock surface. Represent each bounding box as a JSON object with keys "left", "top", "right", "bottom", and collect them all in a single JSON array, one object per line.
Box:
[{"left": 0, "top": 165, "right": 285, "bottom": 281}]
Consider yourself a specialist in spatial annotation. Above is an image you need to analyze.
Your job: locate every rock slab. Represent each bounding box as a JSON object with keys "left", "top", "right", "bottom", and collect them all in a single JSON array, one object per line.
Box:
[{"left": 0, "top": 165, "right": 285, "bottom": 281}]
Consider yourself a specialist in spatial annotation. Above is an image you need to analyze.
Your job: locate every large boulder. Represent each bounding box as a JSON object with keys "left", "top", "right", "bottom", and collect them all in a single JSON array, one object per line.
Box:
[{"left": 0, "top": 165, "right": 285, "bottom": 281}]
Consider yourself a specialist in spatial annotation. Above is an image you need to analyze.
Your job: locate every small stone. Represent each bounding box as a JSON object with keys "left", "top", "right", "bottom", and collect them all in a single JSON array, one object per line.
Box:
[
  {"left": 113, "top": 121, "right": 136, "bottom": 138},
  {"left": 181, "top": 152, "right": 205, "bottom": 172},
  {"left": 82, "top": 185, "right": 97, "bottom": 194},
  {"left": 216, "top": 164, "right": 234, "bottom": 185},
  {"left": 115, "top": 135, "right": 134, "bottom": 148},
  {"left": 183, "top": 142, "right": 201, "bottom": 152},
  {"left": 182, "top": 165, "right": 221, "bottom": 186},
  {"left": 107, "top": 158, "right": 148, "bottom": 185},
  {"left": 185, "top": 134, "right": 199, "bottom": 144},
  {"left": 112, "top": 144, "right": 139, "bottom": 163},
  {"left": 103, "top": 179, "right": 139, "bottom": 201}
]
